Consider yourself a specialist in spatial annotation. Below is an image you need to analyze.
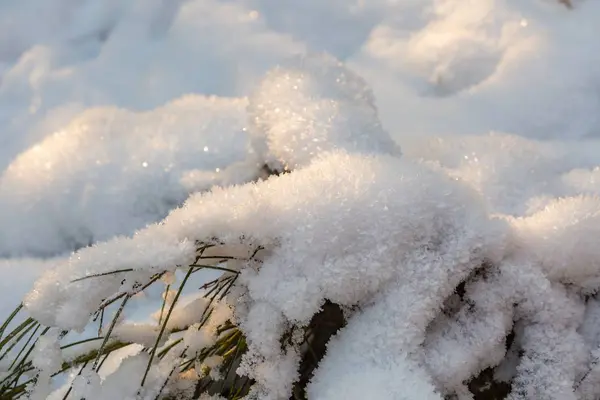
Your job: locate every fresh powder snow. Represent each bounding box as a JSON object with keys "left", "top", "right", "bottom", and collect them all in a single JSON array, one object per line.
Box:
[{"left": 1, "top": 0, "right": 600, "bottom": 399}]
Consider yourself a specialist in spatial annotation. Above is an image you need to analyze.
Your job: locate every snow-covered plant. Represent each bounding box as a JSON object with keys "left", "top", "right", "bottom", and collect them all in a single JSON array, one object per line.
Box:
[{"left": 2, "top": 52, "right": 600, "bottom": 400}]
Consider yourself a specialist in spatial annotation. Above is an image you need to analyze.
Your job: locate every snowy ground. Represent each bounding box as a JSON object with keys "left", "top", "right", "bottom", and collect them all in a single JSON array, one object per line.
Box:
[
  {"left": 2, "top": 0, "right": 600, "bottom": 398},
  {"left": 1, "top": 0, "right": 599, "bottom": 260}
]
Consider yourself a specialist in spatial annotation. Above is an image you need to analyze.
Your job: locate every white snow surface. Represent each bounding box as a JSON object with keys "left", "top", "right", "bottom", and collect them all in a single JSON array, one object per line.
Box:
[
  {"left": 1, "top": 0, "right": 600, "bottom": 399},
  {"left": 248, "top": 53, "right": 401, "bottom": 170},
  {"left": 0, "top": 95, "right": 255, "bottom": 257}
]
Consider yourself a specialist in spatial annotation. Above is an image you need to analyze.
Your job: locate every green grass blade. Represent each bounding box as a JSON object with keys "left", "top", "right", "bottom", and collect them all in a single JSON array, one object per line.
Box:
[
  {"left": 158, "top": 284, "right": 170, "bottom": 326},
  {"left": 141, "top": 266, "right": 194, "bottom": 387},
  {"left": 0, "top": 321, "right": 38, "bottom": 361},
  {"left": 0, "top": 318, "right": 34, "bottom": 354},
  {"left": 0, "top": 304, "right": 23, "bottom": 339},
  {"left": 92, "top": 295, "right": 129, "bottom": 371},
  {"left": 71, "top": 269, "right": 134, "bottom": 283},
  {"left": 7, "top": 324, "right": 40, "bottom": 369}
]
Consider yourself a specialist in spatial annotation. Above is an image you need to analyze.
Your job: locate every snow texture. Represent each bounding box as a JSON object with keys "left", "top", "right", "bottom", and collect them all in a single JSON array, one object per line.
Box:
[
  {"left": 0, "top": 95, "right": 256, "bottom": 257},
  {"left": 248, "top": 53, "right": 400, "bottom": 170},
  {"left": 1, "top": 0, "right": 600, "bottom": 399}
]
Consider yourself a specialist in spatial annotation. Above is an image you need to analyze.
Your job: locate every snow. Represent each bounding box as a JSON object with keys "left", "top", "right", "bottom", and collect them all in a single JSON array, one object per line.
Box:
[
  {"left": 113, "top": 323, "right": 161, "bottom": 348},
  {"left": 402, "top": 133, "right": 600, "bottom": 216},
  {"left": 0, "top": 95, "right": 255, "bottom": 257},
  {"left": 247, "top": 53, "right": 400, "bottom": 170},
  {"left": 181, "top": 299, "right": 232, "bottom": 355},
  {"left": 1, "top": 0, "right": 600, "bottom": 399},
  {"left": 31, "top": 329, "right": 63, "bottom": 372},
  {"left": 349, "top": 0, "right": 600, "bottom": 140}
]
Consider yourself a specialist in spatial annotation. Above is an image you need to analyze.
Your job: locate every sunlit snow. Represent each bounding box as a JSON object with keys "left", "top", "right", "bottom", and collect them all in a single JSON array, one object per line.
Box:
[{"left": 2, "top": 0, "right": 600, "bottom": 399}]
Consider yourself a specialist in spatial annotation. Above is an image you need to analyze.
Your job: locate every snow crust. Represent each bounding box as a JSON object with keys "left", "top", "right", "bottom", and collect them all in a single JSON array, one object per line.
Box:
[{"left": 1, "top": 0, "right": 600, "bottom": 399}]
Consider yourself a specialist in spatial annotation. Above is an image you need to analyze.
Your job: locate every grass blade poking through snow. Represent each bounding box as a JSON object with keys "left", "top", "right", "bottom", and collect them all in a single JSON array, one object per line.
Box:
[
  {"left": 0, "top": 318, "right": 35, "bottom": 355},
  {"left": 6, "top": 324, "right": 40, "bottom": 369},
  {"left": 0, "top": 304, "right": 23, "bottom": 339},
  {"left": 71, "top": 269, "right": 134, "bottom": 283},
  {"left": 0, "top": 321, "right": 38, "bottom": 361},
  {"left": 141, "top": 266, "right": 194, "bottom": 387},
  {"left": 92, "top": 295, "right": 129, "bottom": 371},
  {"left": 158, "top": 284, "right": 170, "bottom": 326}
]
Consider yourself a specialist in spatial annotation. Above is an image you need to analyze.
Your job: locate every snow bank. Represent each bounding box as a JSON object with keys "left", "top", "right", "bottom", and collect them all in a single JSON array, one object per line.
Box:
[
  {"left": 1, "top": 0, "right": 599, "bottom": 254},
  {"left": 349, "top": 0, "right": 600, "bottom": 140},
  {"left": 0, "top": 95, "right": 257, "bottom": 257},
  {"left": 402, "top": 133, "right": 600, "bottom": 216},
  {"left": 17, "top": 50, "right": 600, "bottom": 399},
  {"left": 25, "top": 145, "right": 503, "bottom": 398},
  {"left": 2, "top": 0, "right": 600, "bottom": 399},
  {"left": 3, "top": 0, "right": 600, "bottom": 175},
  {"left": 0, "top": 0, "right": 303, "bottom": 173}
]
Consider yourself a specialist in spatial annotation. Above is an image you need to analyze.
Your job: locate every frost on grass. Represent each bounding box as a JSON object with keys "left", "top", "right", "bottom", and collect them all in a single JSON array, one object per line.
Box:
[{"left": 8, "top": 53, "right": 600, "bottom": 400}]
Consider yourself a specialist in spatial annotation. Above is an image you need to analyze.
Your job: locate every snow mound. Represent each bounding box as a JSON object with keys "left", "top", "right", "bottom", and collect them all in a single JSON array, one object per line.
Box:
[
  {"left": 403, "top": 132, "right": 600, "bottom": 216},
  {"left": 24, "top": 149, "right": 505, "bottom": 399},
  {"left": 351, "top": 0, "right": 600, "bottom": 140},
  {"left": 17, "top": 52, "right": 600, "bottom": 399},
  {"left": 510, "top": 196, "right": 600, "bottom": 291},
  {"left": 2, "top": 1, "right": 600, "bottom": 397},
  {"left": 0, "top": 95, "right": 257, "bottom": 257},
  {"left": 248, "top": 53, "right": 400, "bottom": 170},
  {"left": 0, "top": 0, "right": 303, "bottom": 173}
]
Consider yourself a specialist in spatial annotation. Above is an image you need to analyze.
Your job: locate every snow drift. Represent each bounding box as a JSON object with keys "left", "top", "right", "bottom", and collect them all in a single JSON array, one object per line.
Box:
[
  {"left": 12, "top": 53, "right": 600, "bottom": 400},
  {"left": 1, "top": 0, "right": 600, "bottom": 399}
]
